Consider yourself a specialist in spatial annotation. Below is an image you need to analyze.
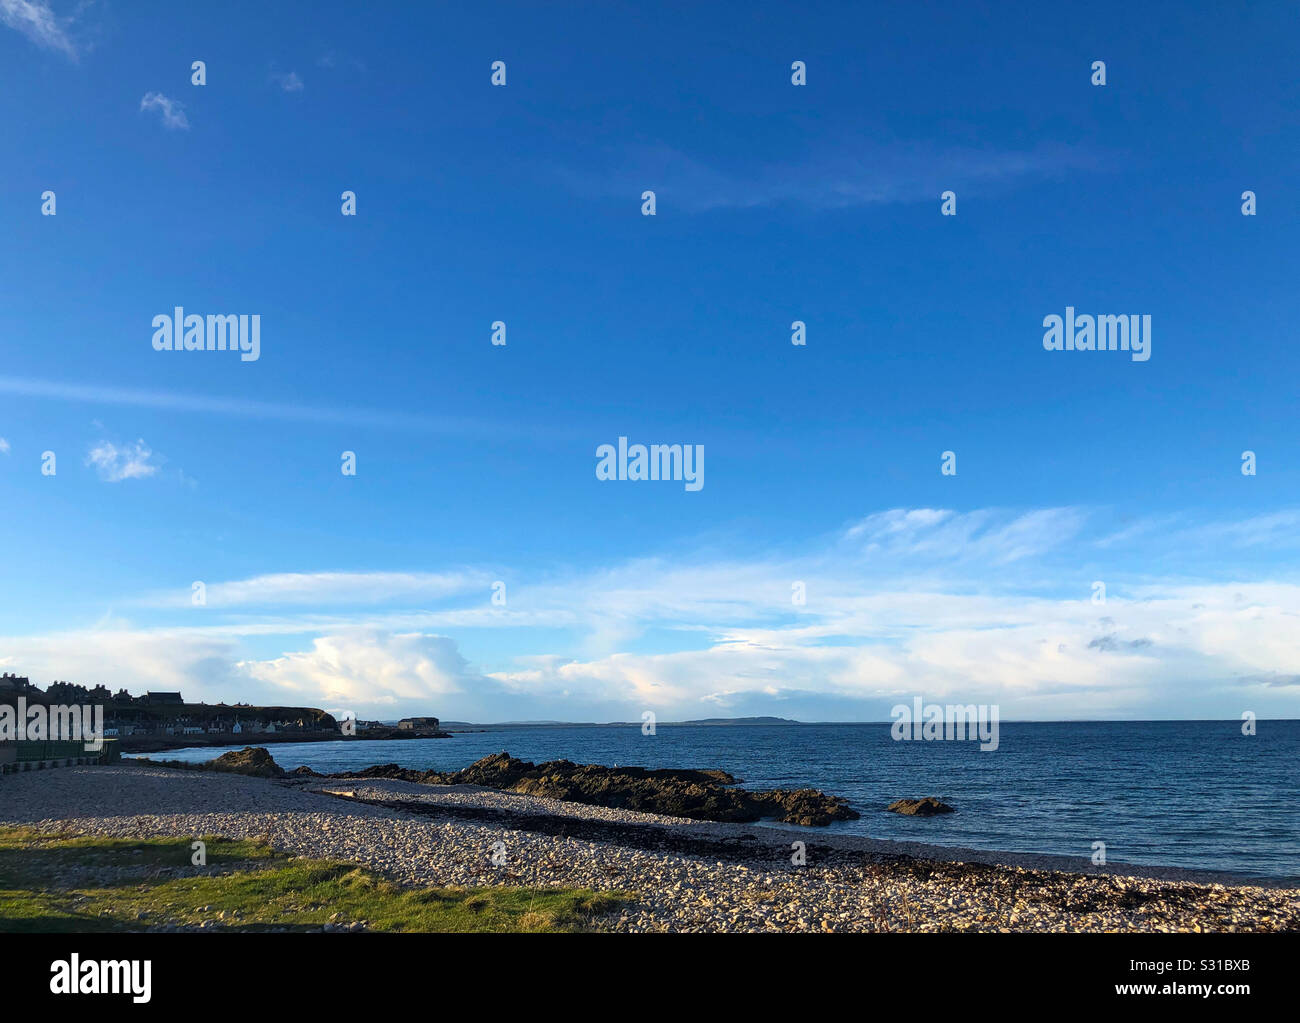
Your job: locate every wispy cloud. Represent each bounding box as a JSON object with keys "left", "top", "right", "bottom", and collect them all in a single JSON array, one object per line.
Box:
[
  {"left": 0, "top": 437, "right": 10, "bottom": 454},
  {"left": 844, "top": 506, "right": 1085, "bottom": 565},
  {"left": 0, "top": 375, "right": 556, "bottom": 441},
  {"left": 139, "top": 92, "right": 190, "bottom": 131},
  {"left": 5, "top": 505, "right": 1300, "bottom": 719},
  {"left": 85, "top": 438, "right": 159, "bottom": 482},
  {"left": 9, "top": 575, "right": 1294, "bottom": 720},
  {"left": 141, "top": 570, "right": 491, "bottom": 609},
  {"left": 1237, "top": 673, "right": 1300, "bottom": 688},
  {"left": 0, "top": 0, "right": 79, "bottom": 60},
  {"left": 1186, "top": 510, "right": 1300, "bottom": 550},
  {"left": 271, "top": 70, "right": 303, "bottom": 92},
  {"left": 1094, "top": 514, "right": 1182, "bottom": 549},
  {"left": 317, "top": 50, "right": 365, "bottom": 71},
  {"left": 557, "top": 140, "right": 1103, "bottom": 213}
]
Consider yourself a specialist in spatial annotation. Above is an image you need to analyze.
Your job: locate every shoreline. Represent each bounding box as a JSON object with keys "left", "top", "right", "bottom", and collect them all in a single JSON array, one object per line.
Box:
[
  {"left": 305, "top": 775, "right": 1290, "bottom": 891},
  {"left": 2, "top": 763, "right": 1296, "bottom": 932},
  {"left": 116, "top": 730, "right": 453, "bottom": 754},
  {"left": 129, "top": 745, "right": 1297, "bottom": 887}
]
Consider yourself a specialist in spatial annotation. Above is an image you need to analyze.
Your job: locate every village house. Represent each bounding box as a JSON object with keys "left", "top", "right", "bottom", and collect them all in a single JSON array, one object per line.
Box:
[{"left": 0, "top": 673, "right": 37, "bottom": 694}]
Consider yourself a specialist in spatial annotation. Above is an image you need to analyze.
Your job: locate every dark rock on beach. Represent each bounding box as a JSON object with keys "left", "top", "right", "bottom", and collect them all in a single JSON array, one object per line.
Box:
[
  {"left": 886, "top": 797, "right": 955, "bottom": 816},
  {"left": 208, "top": 746, "right": 287, "bottom": 778},
  {"left": 333, "top": 751, "right": 859, "bottom": 826},
  {"left": 135, "top": 746, "right": 287, "bottom": 779}
]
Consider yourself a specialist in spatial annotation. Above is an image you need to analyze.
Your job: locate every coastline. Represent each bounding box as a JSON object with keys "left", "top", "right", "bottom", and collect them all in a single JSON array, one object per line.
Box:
[
  {"left": 127, "top": 739, "right": 1299, "bottom": 885},
  {"left": 299, "top": 775, "right": 1290, "bottom": 891},
  {"left": 3, "top": 763, "right": 1295, "bottom": 932},
  {"left": 116, "top": 730, "right": 453, "bottom": 754}
]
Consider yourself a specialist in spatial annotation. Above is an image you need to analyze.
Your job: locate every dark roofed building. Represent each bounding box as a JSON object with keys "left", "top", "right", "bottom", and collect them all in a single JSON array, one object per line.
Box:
[{"left": 144, "top": 691, "right": 184, "bottom": 705}]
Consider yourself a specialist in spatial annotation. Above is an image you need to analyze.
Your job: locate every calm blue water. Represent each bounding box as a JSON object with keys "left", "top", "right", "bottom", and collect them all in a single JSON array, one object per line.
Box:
[{"left": 132, "top": 721, "right": 1300, "bottom": 882}]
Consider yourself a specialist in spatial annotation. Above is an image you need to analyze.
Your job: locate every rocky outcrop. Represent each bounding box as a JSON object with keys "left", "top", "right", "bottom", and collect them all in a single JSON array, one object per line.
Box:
[
  {"left": 764, "top": 789, "right": 862, "bottom": 827},
  {"left": 209, "top": 746, "right": 286, "bottom": 778},
  {"left": 886, "top": 797, "right": 954, "bottom": 816},
  {"left": 135, "top": 745, "right": 288, "bottom": 778},
  {"left": 333, "top": 751, "right": 859, "bottom": 826}
]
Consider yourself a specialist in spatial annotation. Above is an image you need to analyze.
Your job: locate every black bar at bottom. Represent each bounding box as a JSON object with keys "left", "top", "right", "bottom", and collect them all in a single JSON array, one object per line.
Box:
[{"left": 1, "top": 931, "right": 1290, "bottom": 1011}]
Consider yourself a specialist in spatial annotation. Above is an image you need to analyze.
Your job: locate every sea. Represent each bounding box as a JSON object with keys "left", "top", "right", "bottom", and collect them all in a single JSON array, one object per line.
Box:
[{"left": 130, "top": 719, "right": 1300, "bottom": 883}]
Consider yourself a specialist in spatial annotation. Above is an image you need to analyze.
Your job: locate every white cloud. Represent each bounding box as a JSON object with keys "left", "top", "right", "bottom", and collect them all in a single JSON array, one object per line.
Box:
[
  {"left": 139, "top": 92, "right": 189, "bottom": 130},
  {"left": 487, "top": 580, "right": 1300, "bottom": 720},
  {"left": 141, "top": 570, "right": 491, "bottom": 609},
  {"left": 85, "top": 438, "right": 158, "bottom": 482},
  {"left": 0, "top": 624, "right": 515, "bottom": 717},
  {"left": 238, "top": 629, "right": 490, "bottom": 708},
  {"left": 0, "top": 437, "right": 10, "bottom": 454},
  {"left": 272, "top": 70, "right": 303, "bottom": 92},
  {"left": 4, "top": 506, "right": 1300, "bottom": 720},
  {"left": 0, "top": 624, "right": 240, "bottom": 701},
  {"left": 5, "top": 581, "right": 1299, "bottom": 721},
  {"left": 0, "top": 0, "right": 79, "bottom": 59}
]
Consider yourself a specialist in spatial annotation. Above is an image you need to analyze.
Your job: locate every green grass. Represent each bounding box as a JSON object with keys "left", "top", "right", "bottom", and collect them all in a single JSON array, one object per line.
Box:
[{"left": 0, "top": 826, "right": 630, "bottom": 933}]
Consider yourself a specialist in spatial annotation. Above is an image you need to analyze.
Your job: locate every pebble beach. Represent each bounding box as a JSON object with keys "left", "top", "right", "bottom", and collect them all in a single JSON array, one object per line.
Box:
[{"left": 3, "top": 763, "right": 1296, "bottom": 933}]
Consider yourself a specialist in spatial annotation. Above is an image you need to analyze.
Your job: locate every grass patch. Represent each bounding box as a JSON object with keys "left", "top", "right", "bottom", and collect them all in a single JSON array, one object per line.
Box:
[{"left": 0, "top": 826, "right": 629, "bottom": 933}]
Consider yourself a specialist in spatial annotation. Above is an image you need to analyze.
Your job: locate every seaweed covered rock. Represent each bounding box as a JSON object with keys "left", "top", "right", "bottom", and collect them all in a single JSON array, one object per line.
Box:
[
  {"left": 209, "top": 746, "right": 286, "bottom": 778},
  {"left": 886, "top": 797, "right": 954, "bottom": 817},
  {"left": 134, "top": 747, "right": 299, "bottom": 778},
  {"left": 334, "top": 751, "right": 858, "bottom": 826}
]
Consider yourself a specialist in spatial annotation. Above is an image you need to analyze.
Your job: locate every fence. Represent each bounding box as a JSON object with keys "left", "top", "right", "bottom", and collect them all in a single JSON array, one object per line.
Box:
[{"left": 0, "top": 739, "right": 117, "bottom": 775}]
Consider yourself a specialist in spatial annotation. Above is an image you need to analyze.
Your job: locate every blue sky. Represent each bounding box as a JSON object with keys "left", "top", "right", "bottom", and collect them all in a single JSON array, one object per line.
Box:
[{"left": 2, "top": 1, "right": 1299, "bottom": 721}]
